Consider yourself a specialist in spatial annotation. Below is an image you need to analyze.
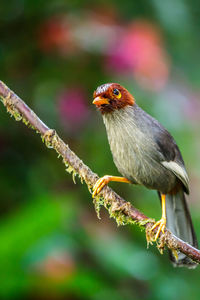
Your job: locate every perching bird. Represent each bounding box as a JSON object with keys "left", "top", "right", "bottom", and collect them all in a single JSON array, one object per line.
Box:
[{"left": 92, "top": 83, "right": 198, "bottom": 268}]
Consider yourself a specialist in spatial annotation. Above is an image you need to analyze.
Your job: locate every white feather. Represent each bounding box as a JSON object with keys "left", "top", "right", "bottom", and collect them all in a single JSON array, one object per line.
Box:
[{"left": 161, "top": 160, "right": 189, "bottom": 191}]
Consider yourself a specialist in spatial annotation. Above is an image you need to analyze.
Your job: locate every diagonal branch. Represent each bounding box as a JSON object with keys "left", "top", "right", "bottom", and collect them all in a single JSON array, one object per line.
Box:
[{"left": 0, "top": 80, "right": 199, "bottom": 264}]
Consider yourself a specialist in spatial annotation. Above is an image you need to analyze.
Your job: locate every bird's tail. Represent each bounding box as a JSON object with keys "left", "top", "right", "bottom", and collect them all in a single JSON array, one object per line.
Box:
[{"left": 159, "top": 190, "right": 198, "bottom": 268}]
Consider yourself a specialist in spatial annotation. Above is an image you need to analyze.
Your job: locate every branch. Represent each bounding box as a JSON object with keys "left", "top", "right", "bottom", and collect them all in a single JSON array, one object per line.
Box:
[{"left": 0, "top": 80, "right": 199, "bottom": 264}]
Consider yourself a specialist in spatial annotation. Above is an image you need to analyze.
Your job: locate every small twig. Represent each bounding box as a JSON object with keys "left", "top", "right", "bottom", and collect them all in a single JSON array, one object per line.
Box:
[{"left": 0, "top": 80, "right": 200, "bottom": 264}]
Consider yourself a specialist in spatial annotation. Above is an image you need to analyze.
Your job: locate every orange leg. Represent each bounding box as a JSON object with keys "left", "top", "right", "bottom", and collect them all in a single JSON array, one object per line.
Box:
[
  {"left": 92, "top": 175, "right": 131, "bottom": 197},
  {"left": 151, "top": 194, "right": 166, "bottom": 241}
]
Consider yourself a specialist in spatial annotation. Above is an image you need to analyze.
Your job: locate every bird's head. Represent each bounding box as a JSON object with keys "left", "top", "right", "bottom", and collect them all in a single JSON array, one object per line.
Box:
[{"left": 93, "top": 83, "right": 135, "bottom": 114}]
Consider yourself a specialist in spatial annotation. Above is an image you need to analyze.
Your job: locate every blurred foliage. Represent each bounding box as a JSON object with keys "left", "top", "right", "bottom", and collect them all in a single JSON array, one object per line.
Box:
[{"left": 1, "top": 0, "right": 200, "bottom": 299}]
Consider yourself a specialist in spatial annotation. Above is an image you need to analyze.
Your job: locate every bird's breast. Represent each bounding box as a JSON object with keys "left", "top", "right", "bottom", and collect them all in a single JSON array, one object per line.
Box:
[{"left": 102, "top": 107, "right": 177, "bottom": 193}]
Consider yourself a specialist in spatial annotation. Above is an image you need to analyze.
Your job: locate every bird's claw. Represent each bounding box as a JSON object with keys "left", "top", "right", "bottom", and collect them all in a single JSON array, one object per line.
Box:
[
  {"left": 150, "top": 217, "right": 166, "bottom": 241},
  {"left": 92, "top": 176, "right": 110, "bottom": 197}
]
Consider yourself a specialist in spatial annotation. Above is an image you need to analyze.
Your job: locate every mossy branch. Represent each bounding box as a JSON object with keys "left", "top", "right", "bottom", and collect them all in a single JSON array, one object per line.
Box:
[{"left": 0, "top": 80, "right": 200, "bottom": 264}]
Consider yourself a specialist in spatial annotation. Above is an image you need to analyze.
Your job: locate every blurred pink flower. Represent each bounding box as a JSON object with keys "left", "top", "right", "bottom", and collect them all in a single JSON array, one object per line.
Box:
[
  {"left": 58, "top": 87, "right": 89, "bottom": 131},
  {"left": 38, "top": 15, "right": 170, "bottom": 91},
  {"left": 106, "top": 20, "right": 170, "bottom": 91}
]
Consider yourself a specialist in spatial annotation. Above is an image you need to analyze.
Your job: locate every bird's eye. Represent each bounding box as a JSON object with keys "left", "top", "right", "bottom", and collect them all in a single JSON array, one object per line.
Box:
[
  {"left": 113, "top": 88, "right": 121, "bottom": 99},
  {"left": 113, "top": 88, "right": 119, "bottom": 95}
]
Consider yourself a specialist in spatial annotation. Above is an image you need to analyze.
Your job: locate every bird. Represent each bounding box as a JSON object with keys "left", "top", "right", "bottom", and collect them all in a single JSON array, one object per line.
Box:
[{"left": 92, "top": 82, "right": 198, "bottom": 268}]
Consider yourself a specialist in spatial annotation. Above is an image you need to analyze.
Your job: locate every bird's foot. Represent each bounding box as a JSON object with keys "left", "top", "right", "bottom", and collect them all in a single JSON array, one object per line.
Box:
[
  {"left": 150, "top": 217, "right": 166, "bottom": 242},
  {"left": 92, "top": 175, "right": 111, "bottom": 197}
]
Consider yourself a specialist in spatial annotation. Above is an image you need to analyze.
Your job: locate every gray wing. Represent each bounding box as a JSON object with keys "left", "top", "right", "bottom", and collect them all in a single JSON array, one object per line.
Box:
[
  {"left": 154, "top": 126, "right": 189, "bottom": 194},
  {"left": 134, "top": 105, "right": 189, "bottom": 193}
]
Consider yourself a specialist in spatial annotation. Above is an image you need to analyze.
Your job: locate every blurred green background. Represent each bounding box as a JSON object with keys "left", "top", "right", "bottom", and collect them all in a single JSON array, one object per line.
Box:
[{"left": 1, "top": 1, "right": 200, "bottom": 299}]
